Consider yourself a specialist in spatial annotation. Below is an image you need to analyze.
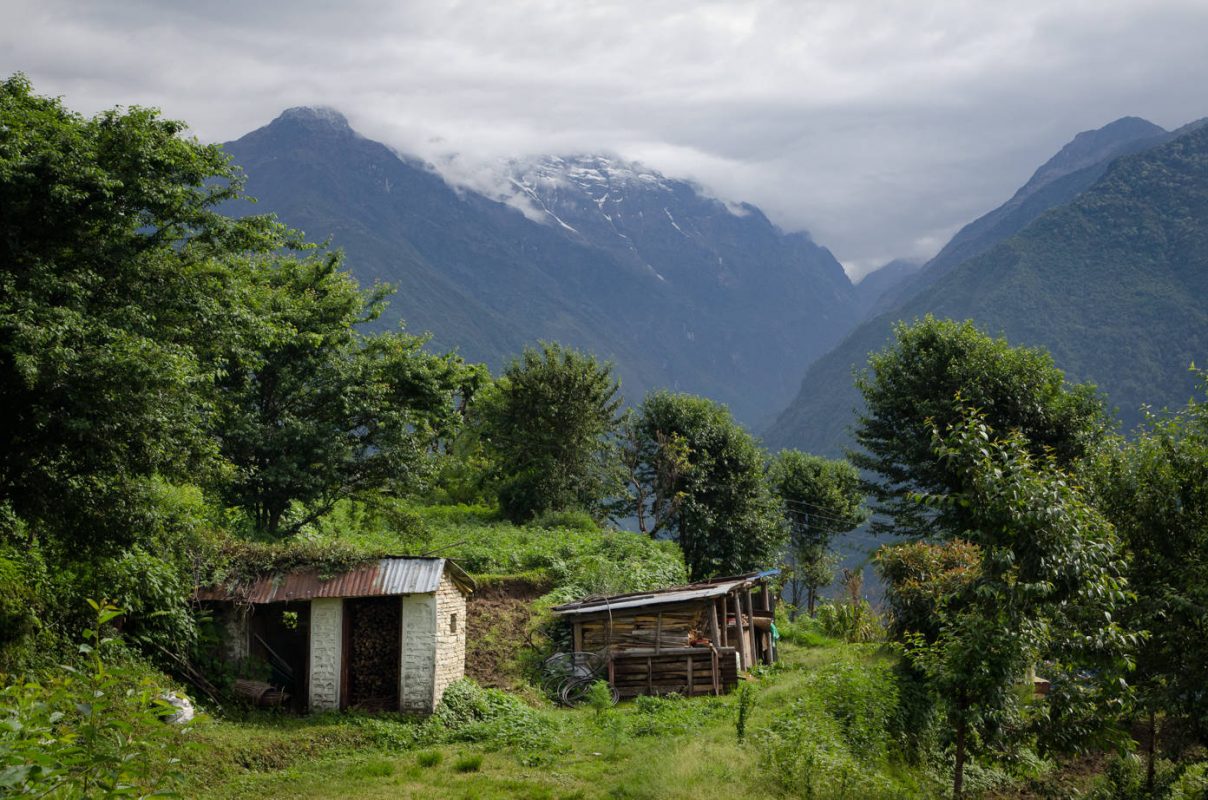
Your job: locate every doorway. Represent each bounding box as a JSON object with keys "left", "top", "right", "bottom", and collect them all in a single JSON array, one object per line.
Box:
[{"left": 342, "top": 597, "right": 402, "bottom": 711}]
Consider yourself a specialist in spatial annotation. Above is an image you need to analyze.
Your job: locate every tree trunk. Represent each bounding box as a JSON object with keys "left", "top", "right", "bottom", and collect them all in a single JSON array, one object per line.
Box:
[
  {"left": 807, "top": 585, "right": 817, "bottom": 617},
  {"left": 953, "top": 695, "right": 968, "bottom": 800}
]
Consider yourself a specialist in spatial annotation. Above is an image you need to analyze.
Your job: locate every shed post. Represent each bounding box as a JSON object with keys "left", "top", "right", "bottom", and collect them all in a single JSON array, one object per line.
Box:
[
  {"left": 573, "top": 622, "right": 583, "bottom": 653},
  {"left": 739, "top": 592, "right": 748, "bottom": 667},
  {"left": 708, "top": 602, "right": 720, "bottom": 647},
  {"left": 734, "top": 592, "right": 748, "bottom": 669}
]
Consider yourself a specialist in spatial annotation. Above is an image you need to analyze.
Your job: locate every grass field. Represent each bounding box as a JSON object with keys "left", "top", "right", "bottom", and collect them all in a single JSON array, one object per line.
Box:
[{"left": 186, "top": 640, "right": 931, "bottom": 800}]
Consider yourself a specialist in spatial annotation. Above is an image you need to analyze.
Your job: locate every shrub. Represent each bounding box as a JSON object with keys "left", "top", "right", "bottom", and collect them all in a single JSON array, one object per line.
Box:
[
  {"left": 814, "top": 600, "right": 883, "bottom": 643},
  {"left": 803, "top": 658, "right": 898, "bottom": 763},
  {"left": 1169, "top": 762, "right": 1208, "bottom": 800},
  {"left": 759, "top": 694, "right": 898, "bottom": 800},
  {"left": 0, "top": 601, "right": 188, "bottom": 798},
  {"left": 736, "top": 683, "right": 755, "bottom": 743},
  {"left": 626, "top": 694, "right": 728, "bottom": 738},
  {"left": 531, "top": 509, "right": 598, "bottom": 531},
  {"left": 431, "top": 679, "right": 559, "bottom": 754}
]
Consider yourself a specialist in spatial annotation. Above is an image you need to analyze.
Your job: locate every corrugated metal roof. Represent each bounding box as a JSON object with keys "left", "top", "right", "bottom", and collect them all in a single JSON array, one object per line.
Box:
[
  {"left": 196, "top": 557, "right": 475, "bottom": 604},
  {"left": 551, "top": 569, "right": 779, "bottom": 616}
]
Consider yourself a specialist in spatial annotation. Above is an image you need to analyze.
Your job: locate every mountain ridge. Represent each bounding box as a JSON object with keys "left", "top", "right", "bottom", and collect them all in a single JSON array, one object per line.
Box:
[
  {"left": 766, "top": 117, "right": 1208, "bottom": 455},
  {"left": 221, "top": 108, "right": 862, "bottom": 424}
]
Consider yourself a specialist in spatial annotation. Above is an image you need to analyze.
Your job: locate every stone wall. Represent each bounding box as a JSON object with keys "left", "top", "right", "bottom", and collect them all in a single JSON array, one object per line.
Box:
[
  {"left": 308, "top": 598, "right": 343, "bottom": 711},
  {"left": 220, "top": 604, "right": 250, "bottom": 664},
  {"left": 433, "top": 572, "right": 468, "bottom": 707},
  {"left": 400, "top": 593, "right": 436, "bottom": 713}
]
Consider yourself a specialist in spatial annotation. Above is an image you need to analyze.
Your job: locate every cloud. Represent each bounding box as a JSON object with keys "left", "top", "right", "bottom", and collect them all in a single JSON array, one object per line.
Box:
[{"left": 3, "top": 0, "right": 1207, "bottom": 278}]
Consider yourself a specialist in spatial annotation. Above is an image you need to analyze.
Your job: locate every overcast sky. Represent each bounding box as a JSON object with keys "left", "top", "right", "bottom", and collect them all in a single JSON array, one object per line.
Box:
[{"left": 5, "top": 0, "right": 1207, "bottom": 278}]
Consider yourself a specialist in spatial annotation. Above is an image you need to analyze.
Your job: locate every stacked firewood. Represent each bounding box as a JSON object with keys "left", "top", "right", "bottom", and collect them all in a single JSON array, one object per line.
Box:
[{"left": 348, "top": 598, "right": 399, "bottom": 710}]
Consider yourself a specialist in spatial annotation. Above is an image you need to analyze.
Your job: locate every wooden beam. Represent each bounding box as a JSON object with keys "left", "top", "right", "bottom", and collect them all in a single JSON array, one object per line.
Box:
[
  {"left": 573, "top": 622, "right": 583, "bottom": 653},
  {"left": 734, "top": 592, "right": 748, "bottom": 670},
  {"left": 739, "top": 592, "right": 748, "bottom": 667},
  {"left": 708, "top": 602, "right": 720, "bottom": 648}
]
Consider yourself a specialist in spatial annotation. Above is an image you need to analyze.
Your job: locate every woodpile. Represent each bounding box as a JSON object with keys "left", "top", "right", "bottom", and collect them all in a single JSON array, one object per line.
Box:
[
  {"left": 609, "top": 647, "right": 739, "bottom": 698},
  {"left": 578, "top": 609, "right": 703, "bottom": 651},
  {"left": 346, "top": 597, "right": 400, "bottom": 711}
]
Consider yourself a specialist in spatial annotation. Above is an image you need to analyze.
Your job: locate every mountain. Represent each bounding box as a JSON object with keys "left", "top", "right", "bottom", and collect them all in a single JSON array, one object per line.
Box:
[
  {"left": 221, "top": 108, "right": 860, "bottom": 424},
  {"left": 766, "top": 118, "right": 1208, "bottom": 455},
  {"left": 869, "top": 117, "right": 1171, "bottom": 315},
  {"left": 854, "top": 259, "right": 922, "bottom": 316}
]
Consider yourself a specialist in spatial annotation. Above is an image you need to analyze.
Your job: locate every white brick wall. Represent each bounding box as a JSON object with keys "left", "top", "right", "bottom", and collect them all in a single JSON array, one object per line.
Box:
[
  {"left": 222, "top": 605, "right": 250, "bottom": 664},
  {"left": 308, "top": 598, "right": 343, "bottom": 711},
  {"left": 400, "top": 593, "right": 436, "bottom": 713},
  {"left": 432, "top": 572, "right": 468, "bottom": 708}
]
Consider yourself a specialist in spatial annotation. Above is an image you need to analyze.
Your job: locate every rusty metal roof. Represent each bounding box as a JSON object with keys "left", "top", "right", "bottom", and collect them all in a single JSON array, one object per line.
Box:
[
  {"left": 551, "top": 569, "right": 779, "bottom": 616},
  {"left": 196, "top": 557, "right": 475, "bottom": 604}
]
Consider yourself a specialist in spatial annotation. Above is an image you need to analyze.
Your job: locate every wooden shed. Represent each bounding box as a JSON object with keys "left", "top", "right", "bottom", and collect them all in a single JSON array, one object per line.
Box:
[
  {"left": 552, "top": 570, "right": 779, "bottom": 699},
  {"left": 197, "top": 557, "right": 474, "bottom": 714}
]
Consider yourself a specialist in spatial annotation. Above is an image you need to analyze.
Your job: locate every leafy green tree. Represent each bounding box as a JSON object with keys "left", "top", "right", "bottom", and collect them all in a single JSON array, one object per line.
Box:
[
  {"left": 907, "top": 407, "right": 1133, "bottom": 798},
  {"left": 1090, "top": 380, "right": 1208, "bottom": 788},
  {"left": 481, "top": 343, "right": 622, "bottom": 523},
  {"left": 767, "top": 451, "right": 868, "bottom": 616},
  {"left": 852, "top": 316, "right": 1109, "bottom": 538},
  {"left": 0, "top": 74, "right": 292, "bottom": 552},
  {"left": 628, "top": 392, "right": 786, "bottom": 580},
  {"left": 214, "top": 254, "right": 476, "bottom": 537}
]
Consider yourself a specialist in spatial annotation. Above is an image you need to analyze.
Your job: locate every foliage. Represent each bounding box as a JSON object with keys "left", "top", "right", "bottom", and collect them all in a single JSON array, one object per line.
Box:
[
  {"left": 0, "top": 540, "right": 48, "bottom": 668},
  {"left": 0, "top": 601, "right": 188, "bottom": 797},
  {"left": 428, "top": 679, "right": 558, "bottom": 756},
  {"left": 759, "top": 694, "right": 902, "bottom": 800},
  {"left": 1089, "top": 380, "right": 1208, "bottom": 744},
  {"left": 906, "top": 406, "right": 1135, "bottom": 797},
  {"left": 852, "top": 316, "right": 1109, "bottom": 538},
  {"left": 584, "top": 680, "right": 613, "bottom": 718},
  {"left": 804, "top": 657, "right": 900, "bottom": 763},
  {"left": 415, "top": 750, "right": 442, "bottom": 768},
  {"left": 625, "top": 391, "right": 787, "bottom": 579},
  {"left": 452, "top": 753, "right": 484, "bottom": 773},
  {"left": 876, "top": 539, "right": 981, "bottom": 644},
  {"left": 481, "top": 343, "right": 622, "bottom": 523},
  {"left": 813, "top": 569, "right": 883, "bottom": 644},
  {"left": 814, "top": 601, "right": 882, "bottom": 644},
  {"left": 625, "top": 693, "right": 728, "bottom": 737},
  {"left": 767, "top": 451, "right": 868, "bottom": 616},
  {"left": 735, "top": 683, "right": 755, "bottom": 743},
  {"left": 0, "top": 74, "right": 291, "bottom": 554},
  {"left": 214, "top": 254, "right": 479, "bottom": 538}
]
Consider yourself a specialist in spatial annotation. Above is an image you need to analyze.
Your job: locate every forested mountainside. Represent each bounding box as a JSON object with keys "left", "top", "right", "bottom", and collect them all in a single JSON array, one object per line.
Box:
[
  {"left": 221, "top": 108, "right": 859, "bottom": 424},
  {"left": 767, "top": 119, "right": 1208, "bottom": 455},
  {"left": 854, "top": 258, "right": 922, "bottom": 315},
  {"left": 868, "top": 116, "right": 1172, "bottom": 316}
]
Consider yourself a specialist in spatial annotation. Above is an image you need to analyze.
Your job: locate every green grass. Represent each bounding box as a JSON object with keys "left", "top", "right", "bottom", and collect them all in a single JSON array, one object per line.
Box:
[{"left": 184, "top": 640, "right": 946, "bottom": 800}]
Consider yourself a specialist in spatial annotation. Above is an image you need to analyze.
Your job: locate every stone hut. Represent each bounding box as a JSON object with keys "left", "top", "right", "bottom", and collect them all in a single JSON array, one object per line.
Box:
[{"left": 198, "top": 557, "right": 474, "bottom": 714}]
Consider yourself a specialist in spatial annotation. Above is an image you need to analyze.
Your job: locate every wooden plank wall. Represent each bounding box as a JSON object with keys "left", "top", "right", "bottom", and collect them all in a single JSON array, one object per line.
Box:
[
  {"left": 610, "top": 647, "right": 740, "bottom": 698},
  {"left": 577, "top": 606, "right": 705, "bottom": 652}
]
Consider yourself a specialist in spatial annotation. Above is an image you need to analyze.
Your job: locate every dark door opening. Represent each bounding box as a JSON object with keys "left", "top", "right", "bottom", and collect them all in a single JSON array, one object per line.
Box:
[
  {"left": 248, "top": 601, "right": 310, "bottom": 711},
  {"left": 342, "top": 597, "right": 401, "bottom": 711}
]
